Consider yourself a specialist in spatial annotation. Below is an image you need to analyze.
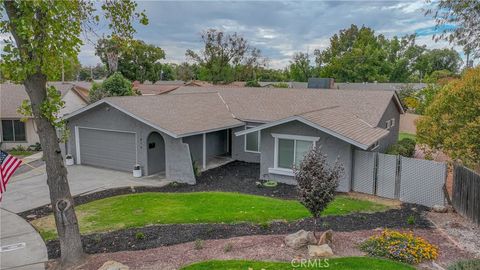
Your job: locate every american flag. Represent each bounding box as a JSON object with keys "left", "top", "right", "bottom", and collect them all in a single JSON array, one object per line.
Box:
[{"left": 0, "top": 150, "right": 22, "bottom": 201}]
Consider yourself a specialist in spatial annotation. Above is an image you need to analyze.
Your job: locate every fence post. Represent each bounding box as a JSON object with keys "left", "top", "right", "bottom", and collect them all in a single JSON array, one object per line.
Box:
[{"left": 394, "top": 155, "right": 401, "bottom": 199}]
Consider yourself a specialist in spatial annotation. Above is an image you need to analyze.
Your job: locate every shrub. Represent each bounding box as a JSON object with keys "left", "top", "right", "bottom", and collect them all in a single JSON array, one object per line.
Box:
[
  {"left": 223, "top": 243, "right": 233, "bottom": 253},
  {"left": 245, "top": 80, "right": 260, "bottom": 87},
  {"left": 135, "top": 231, "right": 145, "bottom": 240},
  {"left": 273, "top": 82, "right": 289, "bottom": 88},
  {"left": 386, "top": 138, "right": 416, "bottom": 157},
  {"left": 194, "top": 239, "right": 204, "bottom": 250},
  {"left": 295, "top": 145, "right": 344, "bottom": 236},
  {"left": 360, "top": 229, "right": 438, "bottom": 264},
  {"left": 407, "top": 215, "right": 416, "bottom": 225},
  {"left": 448, "top": 259, "right": 480, "bottom": 270},
  {"left": 28, "top": 142, "right": 42, "bottom": 151}
]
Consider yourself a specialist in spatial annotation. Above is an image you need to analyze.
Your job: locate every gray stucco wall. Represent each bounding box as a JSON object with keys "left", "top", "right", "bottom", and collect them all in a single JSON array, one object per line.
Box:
[
  {"left": 376, "top": 98, "right": 401, "bottom": 152},
  {"left": 66, "top": 103, "right": 195, "bottom": 184},
  {"left": 231, "top": 122, "right": 262, "bottom": 163},
  {"left": 182, "top": 134, "right": 203, "bottom": 164},
  {"left": 258, "top": 120, "right": 353, "bottom": 192}
]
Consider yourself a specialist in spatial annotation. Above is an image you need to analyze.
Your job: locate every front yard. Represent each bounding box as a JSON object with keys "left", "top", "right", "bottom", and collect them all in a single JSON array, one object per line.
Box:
[{"left": 33, "top": 191, "right": 389, "bottom": 240}]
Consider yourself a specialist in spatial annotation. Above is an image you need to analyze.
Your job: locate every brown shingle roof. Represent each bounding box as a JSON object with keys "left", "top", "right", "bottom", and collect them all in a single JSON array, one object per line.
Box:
[
  {"left": 104, "top": 93, "right": 243, "bottom": 136},
  {"left": 66, "top": 86, "right": 401, "bottom": 147},
  {"left": 1, "top": 82, "right": 76, "bottom": 118},
  {"left": 133, "top": 84, "right": 181, "bottom": 95}
]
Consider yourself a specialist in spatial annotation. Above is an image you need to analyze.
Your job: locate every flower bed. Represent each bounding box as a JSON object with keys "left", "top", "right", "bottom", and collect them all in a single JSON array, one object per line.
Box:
[{"left": 360, "top": 229, "right": 438, "bottom": 264}]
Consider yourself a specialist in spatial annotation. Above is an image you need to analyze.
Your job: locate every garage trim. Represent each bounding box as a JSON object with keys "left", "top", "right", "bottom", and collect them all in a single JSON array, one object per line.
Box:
[{"left": 75, "top": 126, "right": 138, "bottom": 165}]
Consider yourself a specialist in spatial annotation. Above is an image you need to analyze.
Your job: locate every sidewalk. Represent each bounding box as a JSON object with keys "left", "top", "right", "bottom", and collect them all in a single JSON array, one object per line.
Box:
[{"left": 0, "top": 208, "right": 47, "bottom": 270}]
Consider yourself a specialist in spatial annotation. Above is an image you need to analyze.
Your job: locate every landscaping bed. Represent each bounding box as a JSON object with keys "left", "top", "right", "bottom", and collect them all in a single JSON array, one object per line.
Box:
[
  {"left": 65, "top": 230, "right": 472, "bottom": 270},
  {"left": 44, "top": 202, "right": 430, "bottom": 259}
]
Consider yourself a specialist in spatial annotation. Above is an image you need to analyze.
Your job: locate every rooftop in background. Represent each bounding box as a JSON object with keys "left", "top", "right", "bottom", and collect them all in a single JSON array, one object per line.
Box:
[
  {"left": 333, "top": 82, "right": 427, "bottom": 91},
  {"left": 0, "top": 82, "right": 90, "bottom": 118}
]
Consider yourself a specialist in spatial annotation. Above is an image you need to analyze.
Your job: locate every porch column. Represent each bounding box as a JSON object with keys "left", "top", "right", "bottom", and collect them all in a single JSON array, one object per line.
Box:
[{"left": 202, "top": 133, "right": 206, "bottom": 169}]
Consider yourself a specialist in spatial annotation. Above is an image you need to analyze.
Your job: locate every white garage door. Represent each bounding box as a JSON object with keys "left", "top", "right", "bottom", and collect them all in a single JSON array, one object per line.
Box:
[{"left": 77, "top": 127, "right": 136, "bottom": 172}]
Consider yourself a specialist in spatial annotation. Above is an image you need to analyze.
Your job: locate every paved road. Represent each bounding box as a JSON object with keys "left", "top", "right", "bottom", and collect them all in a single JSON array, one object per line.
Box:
[
  {"left": 0, "top": 209, "right": 47, "bottom": 270},
  {"left": 2, "top": 165, "right": 170, "bottom": 213}
]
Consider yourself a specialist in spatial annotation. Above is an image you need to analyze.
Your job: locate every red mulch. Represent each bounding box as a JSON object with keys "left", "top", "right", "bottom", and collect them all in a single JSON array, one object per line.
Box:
[{"left": 66, "top": 228, "right": 474, "bottom": 270}]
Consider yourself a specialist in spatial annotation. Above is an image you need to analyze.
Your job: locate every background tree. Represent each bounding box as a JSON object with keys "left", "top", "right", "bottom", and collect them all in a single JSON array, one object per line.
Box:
[
  {"left": 427, "top": 0, "right": 480, "bottom": 58},
  {"left": 289, "top": 52, "right": 313, "bottom": 82},
  {"left": 186, "top": 29, "right": 260, "bottom": 84},
  {"left": 0, "top": 0, "right": 146, "bottom": 265},
  {"left": 294, "top": 146, "right": 344, "bottom": 236},
  {"left": 416, "top": 67, "right": 480, "bottom": 171},
  {"left": 97, "top": 38, "right": 165, "bottom": 82},
  {"left": 314, "top": 25, "right": 391, "bottom": 82},
  {"left": 78, "top": 64, "right": 108, "bottom": 81},
  {"left": 415, "top": 48, "right": 462, "bottom": 80},
  {"left": 176, "top": 62, "right": 196, "bottom": 81},
  {"left": 89, "top": 72, "right": 133, "bottom": 103}
]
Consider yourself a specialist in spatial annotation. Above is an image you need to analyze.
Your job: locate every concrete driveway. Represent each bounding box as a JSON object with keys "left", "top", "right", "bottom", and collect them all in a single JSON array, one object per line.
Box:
[{"left": 2, "top": 165, "right": 170, "bottom": 213}]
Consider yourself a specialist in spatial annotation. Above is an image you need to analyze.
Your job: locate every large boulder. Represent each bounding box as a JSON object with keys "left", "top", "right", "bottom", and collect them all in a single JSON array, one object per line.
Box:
[
  {"left": 98, "top": 261, "right": 129, "bottom": 270},
  {"left": 317, "top": 230, "right": 333, "bottom": 245},
  {"left": 285, "top": 230, "right": 317, "bottom": 249},
  {"left": 308, "top": 244, "right": 334, "bottom": 258}
]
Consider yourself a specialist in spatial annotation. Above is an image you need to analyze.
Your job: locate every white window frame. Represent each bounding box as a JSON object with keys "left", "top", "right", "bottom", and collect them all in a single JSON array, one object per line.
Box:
[
  {"left": 244, "top": 125, "right": 261, "bottom": 153},
  {"left": 391, "top": 118, "right": 395, "bottom": 127},
  {"left": 386, "top": 120, "right": 391, "bottom": 129},
  {"left": 269, "top": 133, "right": 319, "bottom": 176}
]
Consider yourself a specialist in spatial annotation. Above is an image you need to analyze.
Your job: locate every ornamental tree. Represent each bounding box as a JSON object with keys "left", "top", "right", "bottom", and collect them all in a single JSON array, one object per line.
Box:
[
  {"left": 0, "top": 0, "right": 146, "bottom": 266},
  {"left": 294, "top": 145, "right": 344, "bottom": 237},
  {"left": 416, "top": 67, "right": 480, "bottom": 171}
]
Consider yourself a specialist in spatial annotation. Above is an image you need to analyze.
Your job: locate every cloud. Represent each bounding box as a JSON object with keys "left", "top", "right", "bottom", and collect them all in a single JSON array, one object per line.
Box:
[{"left": 15, "top": 0, "right": 460, "bottom": 69}]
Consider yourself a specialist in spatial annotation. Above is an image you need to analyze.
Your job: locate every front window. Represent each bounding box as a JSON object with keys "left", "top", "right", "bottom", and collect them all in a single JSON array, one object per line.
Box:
[
  {"left": 276, "top": 136, "right": 315, "bottom": 169},
  {"left": 245, "top": 126, "right": 260, "bottom": 153},
  {"left": 2, "top": 120, "right": 26, "bottom": 142}
]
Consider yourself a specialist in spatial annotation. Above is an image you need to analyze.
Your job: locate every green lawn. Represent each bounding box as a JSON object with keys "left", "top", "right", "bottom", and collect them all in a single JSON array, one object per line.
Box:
[
  {"left": 180, "top": 258, "right": 415, "bottom": 270},
  {"left": 8, "top": 150, "right": 35, "bottom": 158},
  {"left": 399, "top": 132, "right": 416, "bottom": 141},
  {"left": 32, "top": 192, "right": 389, "bottom": 240}
]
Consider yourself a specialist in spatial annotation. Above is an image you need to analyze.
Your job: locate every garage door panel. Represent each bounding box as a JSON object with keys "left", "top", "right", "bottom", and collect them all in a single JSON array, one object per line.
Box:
[{"left": 78, "top": 128, "right": 136, "bottom": 172}]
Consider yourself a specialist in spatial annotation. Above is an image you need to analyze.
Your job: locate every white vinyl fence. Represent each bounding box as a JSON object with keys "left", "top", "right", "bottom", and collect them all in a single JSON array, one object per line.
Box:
[{"left": 352, "top": 150, "right": 447, "bottom": 207}]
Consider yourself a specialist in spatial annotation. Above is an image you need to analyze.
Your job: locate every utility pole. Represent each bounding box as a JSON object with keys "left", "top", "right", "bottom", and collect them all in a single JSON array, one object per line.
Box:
[{"left": 61, "top": 56, "right": 65, "bottom": 82}]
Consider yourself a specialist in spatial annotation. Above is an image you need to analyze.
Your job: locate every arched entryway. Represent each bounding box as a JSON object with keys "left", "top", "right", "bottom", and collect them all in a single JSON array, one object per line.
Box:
[{"left": 147, "top": 132, "right": 166, "bottom": 175}]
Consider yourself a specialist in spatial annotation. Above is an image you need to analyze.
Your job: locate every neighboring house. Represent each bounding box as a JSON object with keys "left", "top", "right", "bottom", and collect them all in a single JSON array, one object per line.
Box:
[
  {"left": 0, "top": 82, "right": 89, "bottom": 150},
  {"left": 334, "top": 82, "right": 427, "bottom": 91},
  {"left": 63, "top": 87, "right": 403, "bottom": 190}
]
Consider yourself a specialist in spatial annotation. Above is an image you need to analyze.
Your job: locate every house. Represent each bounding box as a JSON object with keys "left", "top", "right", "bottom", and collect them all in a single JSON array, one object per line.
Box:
[
  {"left": 0, "top": 82, "right": 89, "bottom": 150},
  {"left": 63, "top": 86, "right": 403, "bottom": 190},
  {"left": 334, "top": 82, "right": 427, "bottom": 91}
]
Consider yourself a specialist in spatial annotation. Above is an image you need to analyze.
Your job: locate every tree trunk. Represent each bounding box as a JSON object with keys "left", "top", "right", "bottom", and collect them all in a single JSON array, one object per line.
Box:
[{"left": 24, "top": 74, "right": 84, "bottom": 266}]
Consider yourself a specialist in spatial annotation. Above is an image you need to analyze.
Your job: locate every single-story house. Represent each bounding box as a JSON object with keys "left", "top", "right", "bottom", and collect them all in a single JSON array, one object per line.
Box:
[
  {"left": 63, "top": 86, "right": 403, "bottom": 190},
  {"left": 0, "top": 82, "right": 90, "bottom": 150}
]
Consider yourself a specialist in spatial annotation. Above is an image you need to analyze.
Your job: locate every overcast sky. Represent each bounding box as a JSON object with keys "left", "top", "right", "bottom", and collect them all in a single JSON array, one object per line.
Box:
[{"left": 77, "top": 0, "right": 461, "bottom": 69}]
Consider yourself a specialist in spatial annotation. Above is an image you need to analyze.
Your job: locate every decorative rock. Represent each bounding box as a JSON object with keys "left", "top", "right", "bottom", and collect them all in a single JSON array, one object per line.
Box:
[
  {"left": 26, "top": 214, "right": 37, "bottom": 219},
  {"left": 285, "top": 230, "right": 317, "bottom": 249},
  {"left": 317, "top": 229, "right": 333, "bottom": 245},
  {"left": 98, "top": 261, "right": 129, "bottom": 270},
  {"left": 308, "top": 244, "right": 334, "bottom": 258},
  {"left": 432, "top": 205, "right": 448, "bottom": 213}
]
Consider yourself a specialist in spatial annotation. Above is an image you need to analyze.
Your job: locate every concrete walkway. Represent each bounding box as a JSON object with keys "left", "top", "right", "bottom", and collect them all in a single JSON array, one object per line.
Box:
[
  {"left": 2, "top": 165, "right": 170, "bottom": 214},
  {"left": 0, "top": 209, "right": 47, "bottom": 270}
]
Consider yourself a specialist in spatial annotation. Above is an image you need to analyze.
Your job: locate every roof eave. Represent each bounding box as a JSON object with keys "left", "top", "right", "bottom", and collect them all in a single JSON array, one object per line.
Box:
[{"left": 235, "top": 116, "right": 372, "bottom": 150}]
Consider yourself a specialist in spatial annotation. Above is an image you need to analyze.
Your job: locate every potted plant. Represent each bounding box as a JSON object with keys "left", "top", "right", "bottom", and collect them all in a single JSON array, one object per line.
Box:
[
  {"left": 65, "top": 154, "right": 74, "bottom": 166},
  {"left": 133, "top": 164, "right": 142, "bottom": 178}
]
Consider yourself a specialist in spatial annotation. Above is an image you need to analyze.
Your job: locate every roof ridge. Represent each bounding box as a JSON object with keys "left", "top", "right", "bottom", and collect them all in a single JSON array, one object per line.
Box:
[{"left": 216, "top": 92, "right": 237, "bottom": 119}]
